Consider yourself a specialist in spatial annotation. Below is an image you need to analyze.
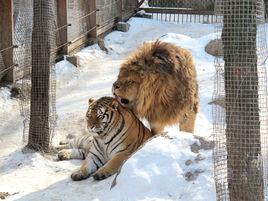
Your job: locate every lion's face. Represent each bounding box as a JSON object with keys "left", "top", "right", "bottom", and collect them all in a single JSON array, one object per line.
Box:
[{"left": 112, "top": 70, "right": 143, "bottom": 108}]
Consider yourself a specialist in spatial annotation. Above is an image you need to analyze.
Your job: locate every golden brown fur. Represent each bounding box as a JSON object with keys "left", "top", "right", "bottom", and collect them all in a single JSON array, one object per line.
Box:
[
  {"left": 56, "top": 97, "right": 152, "bottom": 181},
  {"left": 113, "top": 41, "right": 199, "bottom": 134}
]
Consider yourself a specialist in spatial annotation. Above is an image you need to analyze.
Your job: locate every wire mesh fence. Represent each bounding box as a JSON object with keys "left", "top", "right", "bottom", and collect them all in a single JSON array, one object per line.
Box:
[
  {"left": 140, "top": 0, "right": 218, "bottom": 24},
  {"left": 0, "top": 0, "right": 138, "bottom": 151},
  {"left": 122, "top": 0, "right": 138, "bottom": 21},
  {"left": 13, "top": 0, "right": 33, "bottom": 144},
  {"left": 96, "top": 0, "right": 122, "bottom": 35},
  {"left": 148, "top": 0, "right": 215, "bottom": 10},
  {"left": 213, "top": 0, "right": 268, "bottom": 200},
  {"left": 66, "top": 0, "right": 97, "bottom": 54},
  {"left": 13, "top": 0, "right": 57, "bottom": 151}
]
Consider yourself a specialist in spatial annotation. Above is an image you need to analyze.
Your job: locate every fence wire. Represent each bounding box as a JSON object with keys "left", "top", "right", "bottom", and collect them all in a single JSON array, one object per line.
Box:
[
  {"left": 14, "top": 0, "right": 57, "bottom": 151},
  {"left": 9, "top": 0, "right": 137, "bottom": 151},
  {"left": 97, "top": 0, "right": 121, "bottom": 35},
  {"left": 122, "top": 0, "right": 138, "bottom": 21},
  {"left": 141, "top": 0, "right": 217, "bottom": 24},
  {"left": 13, "top": 0, "right": 33, "bottom": 144},
  {"left": 68, "top": 0, "right": 93, "bottom": 42},
  {"left": 148, "top": 0, "right": 215, "bottom": 10},
  {"left": 213, "top": 0, "right": 268, "bottom": 200}
]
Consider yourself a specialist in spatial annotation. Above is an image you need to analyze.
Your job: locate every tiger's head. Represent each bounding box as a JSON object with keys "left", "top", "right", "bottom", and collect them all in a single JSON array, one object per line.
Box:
[{"left": 86, "top": 97, "right": 119, "bottom": 138}]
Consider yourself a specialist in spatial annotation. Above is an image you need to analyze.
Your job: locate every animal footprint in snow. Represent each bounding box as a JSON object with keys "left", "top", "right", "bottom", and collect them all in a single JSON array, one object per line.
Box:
[
  {"left": 190, "top": 136, "right": 215, "bottom": 153},
  {"left": 184, "top": 169, "right": 205, "bottom": 182},
  {"left": 185, "top": 159, "right": 193, "bottom": 166},
  {"left": 194, "top": 153, "right": 206, "bottom": 162}
]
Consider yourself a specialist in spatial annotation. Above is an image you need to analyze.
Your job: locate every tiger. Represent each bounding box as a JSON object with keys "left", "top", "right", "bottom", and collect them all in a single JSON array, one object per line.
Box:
[{"left": 56, "top": 96, "right": 153, "bottom": 181}]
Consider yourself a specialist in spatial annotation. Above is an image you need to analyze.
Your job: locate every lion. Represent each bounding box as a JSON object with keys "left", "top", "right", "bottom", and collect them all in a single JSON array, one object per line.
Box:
[{"left": 112, "top": 41, "right": 199, "bottom": 135}]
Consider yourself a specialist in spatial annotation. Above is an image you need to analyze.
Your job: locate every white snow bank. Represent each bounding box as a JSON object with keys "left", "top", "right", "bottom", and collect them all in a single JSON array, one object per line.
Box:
[{"left": 110, "top": 129, "right": 215, "bottom": 201}]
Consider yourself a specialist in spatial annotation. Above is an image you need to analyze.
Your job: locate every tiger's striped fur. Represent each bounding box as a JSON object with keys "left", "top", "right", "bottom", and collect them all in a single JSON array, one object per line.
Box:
[{"left": 57, "top": 97, "right": 152, "bottom": 181}]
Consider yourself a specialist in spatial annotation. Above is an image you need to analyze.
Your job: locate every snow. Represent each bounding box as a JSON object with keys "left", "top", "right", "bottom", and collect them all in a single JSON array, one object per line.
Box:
[
  {"left": 111, "top": 131, "right": 215, "bottom": 201},
  {"left": 0, "top": 17, "right": 217, "bottom": 200}
]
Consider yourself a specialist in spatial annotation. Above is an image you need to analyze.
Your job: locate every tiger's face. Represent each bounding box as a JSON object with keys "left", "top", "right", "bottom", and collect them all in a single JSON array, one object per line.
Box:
[{"left": 86, "top": 97, "right": 119, "bottom": 138}]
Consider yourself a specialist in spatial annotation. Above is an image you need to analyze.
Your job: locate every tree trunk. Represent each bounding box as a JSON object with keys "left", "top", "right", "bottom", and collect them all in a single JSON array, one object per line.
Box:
[
  {"left": 27, "top": 0, "right": 55, "bottom": 152},
  {"left": 222, "top": 0, "right": 264, "bottom": 200}
]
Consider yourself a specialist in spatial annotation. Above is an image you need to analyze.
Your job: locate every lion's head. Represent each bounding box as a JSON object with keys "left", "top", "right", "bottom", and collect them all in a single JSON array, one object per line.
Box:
[
  {"left": 112, "top": 42, "right": 176, "bottom": 117},
  {"left": 112, "top": 66, "right": 145, "bottom": 107}
]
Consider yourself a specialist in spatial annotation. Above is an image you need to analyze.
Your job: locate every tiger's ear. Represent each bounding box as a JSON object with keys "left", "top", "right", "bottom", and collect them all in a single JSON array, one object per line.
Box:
[
  {"left": 110, "top": 99, "right": 119, "bottom": 110},
  {"left": 88, "top": 98, "right": 95, "bottom": 105}
]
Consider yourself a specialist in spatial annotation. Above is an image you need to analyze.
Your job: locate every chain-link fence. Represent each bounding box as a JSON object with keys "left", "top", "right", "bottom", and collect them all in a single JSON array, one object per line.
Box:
[
  {"left": 13, "top": 0, "right": 34, "bottom": 144},
  {"left": 0, "top": 0, "right": 138, "bottom": 151},
  {"left": 213, "top": 0, "right": 268, "bottom": 200},
  {"left": 140, "top": 0, "right": 217, "bottom": 24},
  {"left": 148, "top": 0, "right": 214, "bottom": 10}
]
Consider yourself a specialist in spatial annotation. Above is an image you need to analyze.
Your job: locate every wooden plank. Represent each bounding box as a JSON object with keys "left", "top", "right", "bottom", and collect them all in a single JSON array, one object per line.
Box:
[
  {"left": 122, "top": 0, "right": 138, "bottom": 21},
  {"left": 67, "top": 0, "right": 97, "bottom": 55},
  {"left": 97, "top": 18, "right": 117, "bottom": 36},
  {"left": 122, "top": 10, "right": 136, "bottom": 21},
  {"left": 0, "top": 0, "right": 14, "bottom": 82},
  {"left": 57, "top": 0, "right": 68, "bottom": 56},
  {"left": 68, "top": 34, "right": 90, "bottom": 55},
  {"left": 86, "top": 0, "right": 97, "bottom": 38},
  {"left": 118, "top": 0, "right": 123, "bottom": 21},
  {"left": 139, "top": 7, "right": 214, "bottom": 15}
]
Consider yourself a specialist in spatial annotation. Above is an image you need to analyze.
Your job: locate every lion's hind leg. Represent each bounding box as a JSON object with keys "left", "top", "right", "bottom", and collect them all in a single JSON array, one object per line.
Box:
[{"left": 179, "top": 110, "right": 197, "bottom": 134}]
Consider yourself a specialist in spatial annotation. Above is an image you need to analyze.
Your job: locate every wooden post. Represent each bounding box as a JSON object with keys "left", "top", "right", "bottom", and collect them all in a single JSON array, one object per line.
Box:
[
  {"left": 57, "top": 0, "right": 68, "bottom": 58},
  {"left": 223, "top": 1, "right": 264, "bottom": 200},
  {"left": 88, "top": 0, "right": 97, "bottom": 38},
  {"left": 28, "top": 0, "right": 56, "bottom": 152},
  {"left": 0, "top": 0, "right": 14, "bottom": 82},
  {"left": 118, "top": 0, "right": 123, "bottom": 22}
]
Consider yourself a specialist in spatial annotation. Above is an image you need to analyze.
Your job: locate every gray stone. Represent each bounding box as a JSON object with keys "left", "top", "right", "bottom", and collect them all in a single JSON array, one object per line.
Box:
[
  {"left": 66, "top": 55, "right": 79, "bottom": 67},
  {"left": 205, "top": 39, "right": 223, "bottom": 57},
  {"left": 116, "top": 22, "right": 130, "bottom": 32},
  {"left": 135, "top": 10, "right": 153, "bottom": 19}
]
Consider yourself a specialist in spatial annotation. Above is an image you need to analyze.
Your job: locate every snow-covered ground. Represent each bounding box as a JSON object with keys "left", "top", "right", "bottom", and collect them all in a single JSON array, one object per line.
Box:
[{"left": 0, "top": 17, "right": 217, "bottom": 201}]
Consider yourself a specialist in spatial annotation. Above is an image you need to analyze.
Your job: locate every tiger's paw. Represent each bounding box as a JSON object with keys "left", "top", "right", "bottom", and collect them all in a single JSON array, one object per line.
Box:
[
  {"left": 93, "top": 168, "right": 111, "bottom": 180},
  {"left": 71, "top": 169, "right": 90, "bottom": 181},
  {"left": 57, "top": 150, "right": 71, "bottom": 160}
]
